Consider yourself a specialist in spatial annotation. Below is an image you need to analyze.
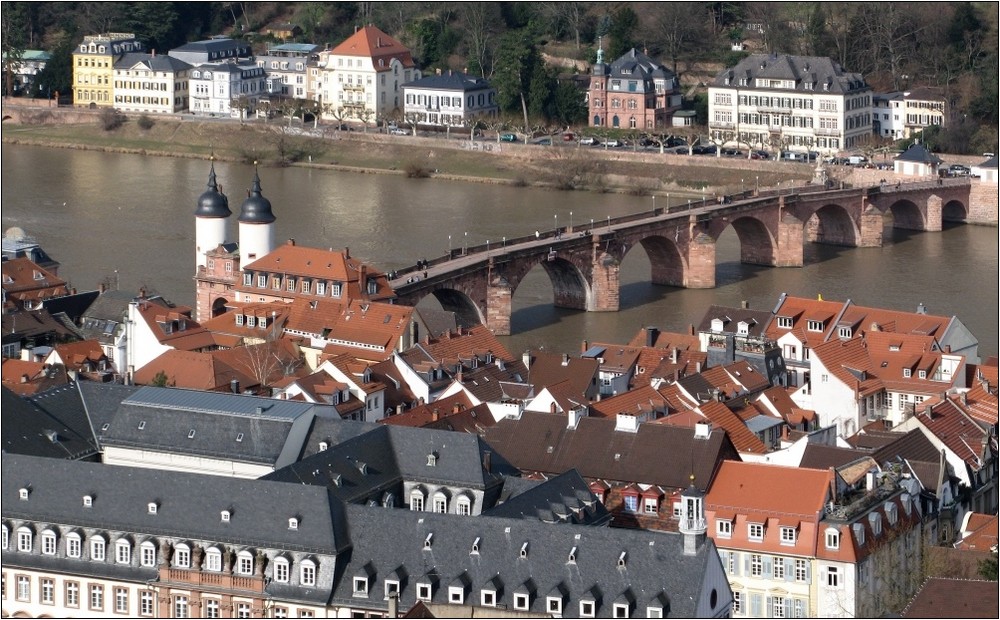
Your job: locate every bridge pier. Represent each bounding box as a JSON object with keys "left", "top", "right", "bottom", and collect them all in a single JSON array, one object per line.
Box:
[
  {"left": 774, "top": 214, "right": 804, "bottom": 267},
  {"left": 858, "top": 203, "right": 884, "bottom": 247},
  {"left": 685, "top": 232, "right": 716, "bottom": 288},
  {"left": 925, "top": 195, "right": 943, "bottom": 232},
  {"left": 589, "top": 251, "right": 620, "bottom": 311},
  {"left": 486, "top": 275, "right": 512, "bottom": 335}
]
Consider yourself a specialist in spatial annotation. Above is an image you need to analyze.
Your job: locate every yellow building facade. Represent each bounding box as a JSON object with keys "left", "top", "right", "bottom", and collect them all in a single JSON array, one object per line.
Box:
[{"left": 72, "top": 33, "right": 142, "bottom": 107}]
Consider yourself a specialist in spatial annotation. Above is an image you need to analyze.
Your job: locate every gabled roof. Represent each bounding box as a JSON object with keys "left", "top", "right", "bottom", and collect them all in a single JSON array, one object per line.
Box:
[
  {"left": 48, "top": 339, "right": 107, "bottom": 372},
  {"left": 521, "top": 350, "right": 597, "bottom": 397},
  {"left": 589, "top": 385, "right": 672, "bottom": 419},
  {"left": 706, "top": 460, "right": 832, "bottom": 518},
  {"left": 131, "top": 296, "right": 215, "bottom": 350},
  {"left": 114, "top": 52, "right": 192, "bottom": 72},
  {"left": 484, "top": 411, "right": 739, "bottom": 490},
  {"left": 133, "top": 349, "right": 257, "bottom": 392},
  {"left": 1, "top": 256, "right": 68, "bottom": 301},
  {"left": 697, "top": 305, "right": 773, "bottom": 337},
  {"left": 697, "top": 401, "right": 768, "bottom": 454},
  {"left": 414, "top": 324, "right": 514, "bottom": 366},
  {"left": 330, "top": 25, "right": 415, "bottom": 70},
  {"left": 908, "top": 398, "right": 990, "bottom": 471}
]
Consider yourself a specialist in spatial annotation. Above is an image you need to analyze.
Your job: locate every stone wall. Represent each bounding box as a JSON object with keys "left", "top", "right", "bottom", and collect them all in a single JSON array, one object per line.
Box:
[{"left": 969, "top": 181, "right": 999, "bottom": 225}]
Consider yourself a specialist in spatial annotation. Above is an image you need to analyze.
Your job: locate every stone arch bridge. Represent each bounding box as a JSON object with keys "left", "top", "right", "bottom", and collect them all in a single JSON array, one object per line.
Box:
[{"left": 391, "top": 178, "right": 973, "bottom": 335}]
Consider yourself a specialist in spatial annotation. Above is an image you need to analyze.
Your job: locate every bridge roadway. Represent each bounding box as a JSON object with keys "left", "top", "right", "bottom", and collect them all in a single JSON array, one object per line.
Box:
[{"left": 389, "top": 177, "right": 973, "bottom": 335}]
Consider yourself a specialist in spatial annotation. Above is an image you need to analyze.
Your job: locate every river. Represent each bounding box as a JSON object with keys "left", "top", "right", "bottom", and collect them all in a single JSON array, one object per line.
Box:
[{"left": 2, "top": 144, "right": 997, "bottom": 358}]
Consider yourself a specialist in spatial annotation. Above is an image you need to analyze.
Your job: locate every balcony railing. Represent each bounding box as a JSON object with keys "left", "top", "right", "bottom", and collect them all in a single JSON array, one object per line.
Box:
[{"left": 162, "top": 568, "right": 265, "bottom": 594}]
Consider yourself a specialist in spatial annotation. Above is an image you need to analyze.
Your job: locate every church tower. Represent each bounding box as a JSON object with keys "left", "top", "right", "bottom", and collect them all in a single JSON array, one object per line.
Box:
[
  {"left": 238, "top": 165, "right": 276, "bottom": 264},
  {"left": 193, "top": 160, "right": 231, "bottom": 270}
]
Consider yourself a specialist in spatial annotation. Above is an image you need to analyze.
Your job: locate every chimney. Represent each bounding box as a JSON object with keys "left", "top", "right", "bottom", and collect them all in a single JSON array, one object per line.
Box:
[
  {"left": 688, "top": 324, "right": 695, "bottom": 336},
  {"left": 522, "top": 350, "right": 532, "bottom": 368},
  {"left": 344, "top": 247, "right": 350, "bottom": 259},
  {"left": 230, "top": 378, "right": 239, "bottom": 393},
  {"left": 671, "top": 347, "right": 678, "bottom": 363},
  {"left": 151, "top": 49, "right": 156, "bottom": 57},
  {"left": 581, "top": 340, "right": 589, "bottom": 353},
  {"left": 741, "top": 300, "right": 749, "bottom": 309},
  {"left": 550, "top": 402, "right": 557, "bottom": 414},
  {"left": 431, "top": 408, "right": 440, "bottom": 422},
  {"left": 435, "top": 67, "right": 441, "bottom": 76},
  {"left": 482, "top": 450, "right": 492, "bottom": 473},
  {"left": 287, "top": 238, "right": 296, "bottom": 246},
  {"left": 696, "top": 361, "right": 702, "bottom": 373},
  {"left": 562, "top": 353, "right": 570, "bottom": 366},
  {"left": 388, "top": 592, "right": 399, "bottom": 618},
  {"left": 645, "top": 326, "right": 658, "bottom": 347},
  {"left": 452, "top": 402, "right": 461, "bottom": 414}
]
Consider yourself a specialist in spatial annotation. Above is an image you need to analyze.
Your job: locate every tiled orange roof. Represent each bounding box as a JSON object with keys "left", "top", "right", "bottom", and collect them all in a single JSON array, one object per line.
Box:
[
  {"left": 49, "top": 339, "right": 107, "bottom": 371},
  {"left": 590, "top": 385, "right": 673, "bottom": 419},
  {"left": 286, "top": 297, "right": 413, "bottom": 362},
  {"left": 330, "top": 24, "right": 416, "bottom": 70},
  {"left": 381, "top": 392, "right": 476, "bottom": 428},
  {"left": 585, "top": 342, "right": 642, "bottom": 373},
  {"left": 1, "top": 257, "right": 67, "bottom": 294},
  {"left": 957, "top": 513, "right": 999, "bottom": 552},
  {"left": 417, "top": 324, "right": 513, "bottom": 366},
  {"left": 707, "top": 460, "right": 831, "bottom": 517},
  {"left": 698, "top": 401, "right": 768, "bottom": 454},
  {"left": 766, "top": 295, "right": 846, "bottom": 345},
  {"left": 957, "top": 382, "right": 999, "bottom": 426},
  {"left": 911, "top": 398, "right": 990, "bottom": 471},
  {"left": 627, "top": 328, "right": 700, "bottom": 351},
  {"left": 133, "top": 349, "right": 257, "bottom": 391},
  {"left": 522, "top": 350, "right": 597, "bottom": 398}
]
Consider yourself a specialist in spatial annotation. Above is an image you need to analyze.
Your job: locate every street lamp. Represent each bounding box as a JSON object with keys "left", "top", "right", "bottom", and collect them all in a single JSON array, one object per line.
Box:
[
  {"left": 554, "top": 213, "right": 558, "bottom": 234},
  {"left": 448, "top": 234, "right": 452, "bottom": 255},
  {"left": 464, "top": 231, "right": 468, "bottom": 254},
  {"left": 570, "top": 211, "right": 573, "bottom": 232},
  {"left": 741, "top": 178, "right": 744, "bottom": 194},
  {"left": 652, "top": 194, "right": 656, "bottom": 214},
  {"left": 502, "top": 236, "right": 506, "bottom": 250},
  {"left": 607, "top": 216, "right": 611, "bottom": 230},
  {"left": 755, "top": 175, "right": 759, "bottom": 194}
]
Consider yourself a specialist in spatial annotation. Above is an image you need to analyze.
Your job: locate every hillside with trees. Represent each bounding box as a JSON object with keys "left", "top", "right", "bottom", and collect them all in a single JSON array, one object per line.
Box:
[{"left": 2, "top": 1, "right": 996, "bottom": 153}]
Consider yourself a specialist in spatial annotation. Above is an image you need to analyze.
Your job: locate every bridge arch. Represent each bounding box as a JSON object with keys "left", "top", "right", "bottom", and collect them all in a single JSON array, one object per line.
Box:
[
  {"left": 631, "top": 234, "right": 687, "bottom": 287},
  {"left": 885, "top": 199, "right": 924, "bottom": 230},
  {"left": 942, "top": 199, "right": 968, "bottom": 223},
  {"left": 421, "top": 287, "right": 486, "bottom": 328},
  {"left": 526, "top": 255, "right": 592, "bottom": 311},
  {"left": 716, "top": 215, "right": 777, "bottom": 266},
  {"left": 804, "top": 203, "right": 859, "bottom": 246}
]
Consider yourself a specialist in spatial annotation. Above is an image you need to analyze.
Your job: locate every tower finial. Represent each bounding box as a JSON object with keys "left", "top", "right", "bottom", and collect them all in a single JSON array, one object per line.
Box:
[{"left": 596, "top": 36, "right": 604, "bottom": 65}]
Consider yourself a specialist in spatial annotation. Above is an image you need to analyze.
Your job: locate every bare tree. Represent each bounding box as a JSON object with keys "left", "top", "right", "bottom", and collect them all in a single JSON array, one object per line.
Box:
[
  {"left": 234, "top": 321, "right": 301, "bottom": 392},
  {"left": 642, "top": 3, "right": 709, "bottom": 75},
  {"left": 539, "top": 2, "right": 588, "bottom": 51},
  {"left": 460, "top": 3, "right": 501, "bottom": 77}
]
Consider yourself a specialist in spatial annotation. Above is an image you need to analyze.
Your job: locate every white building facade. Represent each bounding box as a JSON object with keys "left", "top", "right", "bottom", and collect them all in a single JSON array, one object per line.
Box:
[
  {"left": 709, "top": 54, "right": 872, "bottom": 155},
  {"left": 112, "top": 53, "right": 192, "bottom": 114},
  {"left": 188, "top": 62, "right": 267, "bottom": 117},
  {"left": 402, "top": 71, "right": 498, "bottom": 127}
]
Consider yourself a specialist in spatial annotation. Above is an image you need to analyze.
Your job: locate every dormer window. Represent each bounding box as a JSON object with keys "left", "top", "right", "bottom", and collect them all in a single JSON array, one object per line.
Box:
[
  {"left": 780, "top": 526, "right": 797, "bottom": 545},
  {"left": 777, "top": 316, "right": 793, "bottom": 328},
  {"left": 869, "top": 512, "right": 882, "bottom": 536},
  {"left": 19, "top": 487, "right": 29, "bottom": 500},
  {"left": 243, "top": 273, "right": 253, "bottom": 286},
  {"left": 471, "top": 537, "right": 481, "bottom": 554},
  {"left": 568, "top": 546, "right": 578, "bottom": 563},
  {"left": 449, "top": 586, "right": 464, "bottom": 605},
  {"left": 424, "top": 533, "right": 433, "bottom": 549},
  {"left": 737, "top": 321, "right": 749, "bottom": 335},
  {"left": 247, "top": 315, "right": 256, "bottom": 327},
  {"left": 519, "top": 542, "right": 528, "bottom": 558},
  {"left": 221, "top": 510, "right": 231, "bottom": 522},
  {"left": 148, "top": 502, "right": 159, "bottom": 514},
  {"left": 838, "top": 326, "right": 852, "bottom": 338},
  {"left": 748, "top": 522, "right": 764, "bottom": 541},
  {"left": 384, "top": 579, "right": 400, "bottom": 599},
  {"left": 426, "top": 453, "right": 437, "bottom": 467},
  {"left": 918, "top": 370, "right": 926, "bottom": 379},
  {"left": 903, "top": 368, "right": 912, "bottom": 378},
  {"left": 353, "top": 577, "right": 368, "bottom": 596},
  {"left": 83, "top": 494, "right": 93, "bottom": 507},
  {"left": 416, "top": 583, "right": 432, "bottom": 601},
  {"left": 885, "top": 503, "right": 898, "bottom": 525},
  {"left": 367, "top": 278, "right": 378, "bottom": 294},
  {"left": 288, "top": 517, "right": 299, "bottom": 530},
  {"left": 825, "top": 528, "right": 840, "bottom": 549},
  {"left": 807, "top": 320, "right": 824, "bottom": 332},
  {"left": 716, "top": 519, "right": 733, "bottom": 538}
]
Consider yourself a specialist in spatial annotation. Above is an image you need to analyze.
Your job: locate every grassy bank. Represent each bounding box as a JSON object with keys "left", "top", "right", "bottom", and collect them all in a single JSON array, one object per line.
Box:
[{"left": 1, "top": 114, "right": 813, "bottom": 195}]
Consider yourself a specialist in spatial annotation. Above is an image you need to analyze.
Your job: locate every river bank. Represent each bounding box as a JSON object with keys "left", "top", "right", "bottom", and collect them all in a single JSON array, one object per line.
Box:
[{"left": 1, "top": 104, "right": 815, "bottom": 196}]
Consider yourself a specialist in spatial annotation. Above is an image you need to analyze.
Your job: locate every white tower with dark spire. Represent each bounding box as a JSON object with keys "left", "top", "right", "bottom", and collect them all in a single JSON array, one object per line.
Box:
[
  {"left": 237, "top": 165, "right": 276, "bottom": 263},
  {"left": 193, "top": 161, "right": 231, "bottom": 270}
]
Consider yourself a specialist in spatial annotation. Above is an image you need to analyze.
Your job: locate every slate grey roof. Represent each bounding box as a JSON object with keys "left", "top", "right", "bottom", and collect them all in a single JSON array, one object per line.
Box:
[
  {"left": 712, "top": 53, "right": 868, "bottom": 95},
  {"left": 597, "top": 48, "right": 675, "bottom": 82},
  {"left": 976, "top": 155, "right": 997, "bottom": 169},
  {"left": 75, "top": 383, "right": 325, "bottom": 467},
  {"left": 265, "top": 424, "right": 518, "bottom": 498},
  {"left": 330, "top": 503, "right": 719, "bottom": 617},
  {"left": 2, "top": 453, "right": 346, "bottom": 555},
  {"left": 115, "top": 52, "right": 193, "bottom": 72},
  {"left": 402, "top": 70, "right": 493, "bottom": 92},
  {"left": 2, "top": 385, "right": 100, "bottom": 460},
  {"left": 697, "top": 305, "right": 773, "bottom": 337},
  {"left": 77, "top": 289, "right": 132, "bottom": 341},
  {"left": 483, "top": 411, "right": 739, "bottom": 490},
  {"left": 896, "top": 143, "right": 942, "bottom": 164},
  {"left": 40, "top": 290, "right": 100, "bottom": 324},
  {"left": 298, "top": 414, "right": 376, "bottom": 459},
  {"left": 484, "top": 470, "right": 612, "bottom": 526}
]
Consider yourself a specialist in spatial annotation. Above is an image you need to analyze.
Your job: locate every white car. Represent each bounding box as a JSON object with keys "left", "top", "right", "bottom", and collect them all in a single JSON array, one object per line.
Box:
[
  {"left": 580, "top": 137, "right": 597, "bottom": 145},
  {"left": 389, "top": 128, "right": 408, "bottom": 135}
]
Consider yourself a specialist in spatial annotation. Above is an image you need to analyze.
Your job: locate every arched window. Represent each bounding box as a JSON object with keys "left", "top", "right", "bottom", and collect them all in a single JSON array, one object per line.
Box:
[
  {"left": 41, "top": 529, "right": 57, "bottom": 555},
  {"left": 433, "top": 492, "right": 449, "bottom": 514},
  {"left": 17, "top": 526, "right": 33, "bottom": 552},
  {"left": 300, "top": 559, "right": 317, "bottom": 586},
  {"left": 140, "top": 540, "right": 157, "bottom": 567},
  {"left": 115, "top": 538, "right": 131, "bottom": 564},
  {"left": 410, "top": 489, "right": 425, "bottom": 511},
  {"left": 90, "top": 534, "right": 106, "bottom": 561},
  {"left": 456, "top": 496, "right": 472, "bottom": 516},
  {"left": 236, "top": 550, "right": 254, "bottom": 575},
  {"left": 273, "top": 557, "right": 290, "bottom": 583},
  {"left": 204, "top": 547, "right": 222, "bottom": 572},
  {"left": 612, "top": 115, "right": 620, "bottom": 128},
  {"left": 66, "top": 532, "right": 82, "bottom": 558},
  {"left": 174, "top": 543, "right": 191, "bottom": 568}
]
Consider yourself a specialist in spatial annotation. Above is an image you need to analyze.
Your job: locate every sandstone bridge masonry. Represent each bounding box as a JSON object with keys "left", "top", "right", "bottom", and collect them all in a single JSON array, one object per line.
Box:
[{"left": 391, "top": 178, "right": 979, "bottom": 336}]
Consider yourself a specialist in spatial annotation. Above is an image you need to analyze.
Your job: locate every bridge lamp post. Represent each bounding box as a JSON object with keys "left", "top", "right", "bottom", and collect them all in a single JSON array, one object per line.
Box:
[
  {"left": 464, "top": 231, "right": 468, "bottom": 254},
  {"left": 448, "top": 234, "right": 452, "bottom": 255},
  {"left": 607, "top": 216, "right": 611, "bottom": 230},
  {"left": 590, "top": 218, "right": 594, "bottom": 232},
  {"left": 755, "top": 175, "right": 759, "bottom": 194},
  {"left": 502, "top": 236, "right": 506, "bottom": 250},
  {"left": 741, "top": 178, "right": 744, "bottom": 194},
  {"left": 570, "top": 211, "right": 573, "bottom": 232},
  {"left": 554, "top": 213, "right": 558, "bottom": 234},
  {"left": 652, "top": 195, "right": 656, "bottom": 214}
]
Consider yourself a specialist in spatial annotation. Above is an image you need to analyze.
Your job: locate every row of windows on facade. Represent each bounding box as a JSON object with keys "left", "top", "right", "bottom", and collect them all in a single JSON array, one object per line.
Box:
[
  {"left": 719, "top": 549, "right": 814, "bottom": 583},
  {"left": 404, "top": 92, "right": 495, "bottom": 109},
  {"left": 114, "top": 96, "right": 185, "bottom": 107},
  {"left": 591, "top": 115, "right": 654, "bottom": 130},
  {"left": 3, "top": 575, "right": 308, "bottom": 618},
  {"left": 242, "top": 273, "right": 354, "bottom": 297},
  {"left": 591, "top": 98, "right": 654, "bottom": 110},
  {"left": 408, "top": 489, "right": 474, "bottom": 515},
  {"left": 1, "top": 525, "right": 318, "bottom": 586},
  {"left": 732, "top": 591, "right": 809, "bottom": 618},
  {"left": 376, "top": 575, "right": 667, "bottom": 619},
  {"left": 708, "top": 130, "right": 843, "bottom": 150}
]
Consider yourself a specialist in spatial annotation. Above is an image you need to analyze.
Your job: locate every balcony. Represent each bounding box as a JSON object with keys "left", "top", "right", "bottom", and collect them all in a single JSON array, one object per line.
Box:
[
  {"left": 342, "top": 84, "right": 365, "bottom": 92},
  {"left": 815, "top": 128, "right": 841, "bottom": 137},
  {"left": 161, "top": 567, "right": 265, "bottom": 594},
  {"left": 710, "top": 121, "right": 735, "bottom": 129}
]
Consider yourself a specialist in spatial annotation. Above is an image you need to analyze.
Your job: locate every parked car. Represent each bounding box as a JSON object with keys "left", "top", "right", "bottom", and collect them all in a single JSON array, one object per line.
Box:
[
  {"left": 604, "top": 139, "right": 622, "bottom": 148},
  {"left": 562, "top": 132, "right": 576, "bottom": 141},
  {"left": 750, "top": 150, "right": 770, "bottom": 160},
  {"left": 947, "top": 164, "right": 971, "bottom": 176},
  {"left": 389, "top": 128, "right": 408, "bottom": 135},
  {"left": 532, "top": 137, "right": 553, "bottom": 146},
  {"left": 580, "top": 137, "right": 598, "bottom": 145},
  {"left": 499, "top": 133, "right": 518, "bottom": 142}
]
